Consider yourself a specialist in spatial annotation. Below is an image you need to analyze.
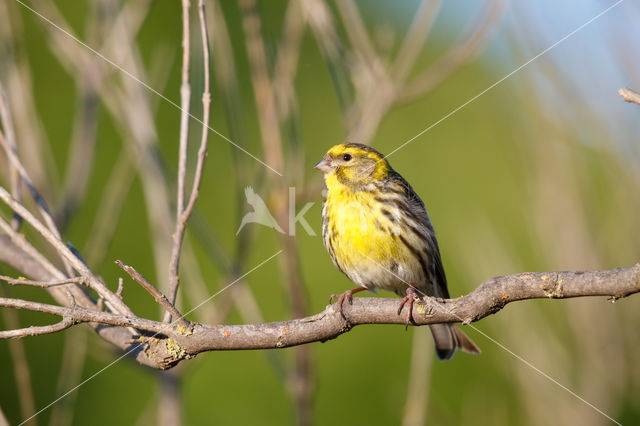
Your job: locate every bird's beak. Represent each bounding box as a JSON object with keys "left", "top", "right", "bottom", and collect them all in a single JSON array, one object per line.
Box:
[{"left": 314, "top": 156, "right": 332, "bottom": 173}]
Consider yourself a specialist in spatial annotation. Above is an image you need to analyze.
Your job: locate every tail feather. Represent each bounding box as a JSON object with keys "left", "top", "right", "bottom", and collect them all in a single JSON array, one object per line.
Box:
[{"left": 428, "top": 324, "right": 481, "bottom": 361}]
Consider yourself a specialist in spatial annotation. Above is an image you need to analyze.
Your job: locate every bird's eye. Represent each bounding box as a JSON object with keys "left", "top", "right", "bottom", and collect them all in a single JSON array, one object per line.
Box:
[{"left": 342, "top": 154, "right": 352, "bottom": 161}]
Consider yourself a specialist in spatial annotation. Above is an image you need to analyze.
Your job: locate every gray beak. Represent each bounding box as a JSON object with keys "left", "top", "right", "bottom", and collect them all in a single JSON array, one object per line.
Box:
[{"left": 314, "top": 156, "right": 332, "bottom": 173}]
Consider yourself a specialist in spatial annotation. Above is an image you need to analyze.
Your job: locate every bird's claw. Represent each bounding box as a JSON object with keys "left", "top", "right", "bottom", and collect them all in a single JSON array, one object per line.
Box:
[
  {"left": 397, "top": 285, "right": 418, "bottom": 330},
  {"left": 330, "top": 288, "right": 365, "bottom": 318}
]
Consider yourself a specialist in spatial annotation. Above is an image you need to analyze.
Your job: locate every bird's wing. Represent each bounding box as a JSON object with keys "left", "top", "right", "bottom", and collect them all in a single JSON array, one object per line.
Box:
[{"left": 389, "top": 172, "right": 450, "bottom": 298}]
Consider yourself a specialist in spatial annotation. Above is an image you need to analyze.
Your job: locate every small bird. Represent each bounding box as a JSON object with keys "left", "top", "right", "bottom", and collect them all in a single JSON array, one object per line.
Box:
[{"left": 316, "top": 143, "right": 480, "bottom": 360}]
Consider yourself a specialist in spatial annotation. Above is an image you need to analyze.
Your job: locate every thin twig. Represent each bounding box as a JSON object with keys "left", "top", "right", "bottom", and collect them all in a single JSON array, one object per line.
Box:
[
  {"left": 0, "top": 287, "right": 37, "bottom": 424},
  {"left": 392, "top": 0, "right": 442, "bottom": 82},
  {"left": 56, "top": 71, "right": 100, "bottom": 230},
  {"left": 116, "top": 260, "right": 190, "bottom": 330},
  {"left": 0, "top": 297, "right": 169, "bottom": 335},
  {"left": 399, "top": 0, "right": 505, "bottom": 104},
  {"left": 619, "top": 87, "right": 640, "bottom": 106},
  {"left": 273, "top": 0, "right": 305, "bottom": 121},
  {"left": 0, "top": 236, "right": 157, "bottom": 370},
  {"left": 0, "top": 185, "right": 134, "bottom": 317},
  {"left": 335, "top": 0, "right": 378, "bottom": 68},
  {"left": 165, "top": 0, "right": 212, "bottom": 320},
  {"left": 0, "top": 85, "right": 23, "bottom": 231},
  {"left": 0, "top": 215, "right": 66, "bottom": 281},
  {"left": 0, "top": 317, "right": 75, "bottom": 339},
  {"left": 117, "top": 277, "right": 124, "bottom": 299},
  {"left": 166, "top": 0, "right": 193, "bottom": 317},
  {"left": 0, "top": 275, "right": 85, "bottom": 288},
  {"left": 184, "top": 0, "right": 211, "bottom": 223},
  {"left": 300, "top": 0, "right": 354, "bottom": 112},
  {"left": 0, "top": 4, "right": 52, "bottom": 196},
  {"left": 83, "top": 147, "right": 136, "bottom": 268},
  {"left": 0, "top": 131, "right": 74, "bottom": 276}
]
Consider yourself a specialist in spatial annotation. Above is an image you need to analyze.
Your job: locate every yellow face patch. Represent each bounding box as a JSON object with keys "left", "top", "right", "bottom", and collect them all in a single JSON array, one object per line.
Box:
[{"left": 324, "top": 143, "right": 391, "bottom": 187}]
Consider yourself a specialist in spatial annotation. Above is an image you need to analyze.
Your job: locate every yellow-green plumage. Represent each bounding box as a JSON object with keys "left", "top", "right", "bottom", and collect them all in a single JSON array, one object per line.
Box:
[{"left": 316, "top": 143, "right": 480, "bottom": 360}]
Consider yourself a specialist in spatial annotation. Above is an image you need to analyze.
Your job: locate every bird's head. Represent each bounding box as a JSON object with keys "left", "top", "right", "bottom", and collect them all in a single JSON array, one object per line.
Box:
[{"left": 315, "top": 143, "right": 391, "bottom": 188}]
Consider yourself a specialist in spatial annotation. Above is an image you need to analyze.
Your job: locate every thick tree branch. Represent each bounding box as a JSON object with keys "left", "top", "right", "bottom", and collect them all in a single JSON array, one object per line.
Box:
[{"left": 1, "top": 263, "right": 638, "bottom": 369}]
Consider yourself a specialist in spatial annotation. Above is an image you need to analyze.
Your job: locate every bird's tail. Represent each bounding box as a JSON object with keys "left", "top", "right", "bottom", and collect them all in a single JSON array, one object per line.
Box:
[{"left": 428, "top": 323, "right": 481, "bottom": 361}]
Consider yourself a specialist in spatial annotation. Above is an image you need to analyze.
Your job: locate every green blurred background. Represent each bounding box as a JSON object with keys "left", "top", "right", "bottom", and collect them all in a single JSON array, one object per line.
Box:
[{"left": 1, "top": 0, "right": 639, "bottom": 425}]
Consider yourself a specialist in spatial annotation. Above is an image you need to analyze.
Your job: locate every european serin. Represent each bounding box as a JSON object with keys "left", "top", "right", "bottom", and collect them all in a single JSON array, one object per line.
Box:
[{"left": 316, "top": 143, "right": 480, "bottom": 360}]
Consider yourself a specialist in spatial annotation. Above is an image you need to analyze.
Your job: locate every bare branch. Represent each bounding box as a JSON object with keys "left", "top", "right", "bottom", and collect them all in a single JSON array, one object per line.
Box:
[
  {"left": 0, "top": 130, "right": 73, "bottom": 276},
  {"left": 0, "top": 235, "right": 169, "bottom": 370},
  {"left": 399, "top": 0, "right": 505, "bottom": 104},
  {"left": 165, "top": 0, "right": 212, "bottom": 319},
  {"left": 0, "top": 85, "right": 23, "bottom": 230},
  {"left": 619, "top": 87, "right": 640, "bottom": 105},
  {"left": 0, "top": 297, "right": 170, "bottom": 335},
  {"left": 0, "top": 275, "right": 85, "bottom": 288},
  {"left": 1, "top": 263, "right": 637, "bottom": 370},
  {"left": 392, "top": 0, "right": 442, "bottom": 82},
  {"left": 273, "top": 0, "right": 305, "bottom": 121},
  {"left": 0, "top": 216, "right": 66, "bottom": 281},
  {"left": 116, "top": 260, "right": 190, "bottom": 330},
  {"left": 0, "top": 185, "right": 134, "bottom": 317},
  {"left": 0, "top": 317, "right": 75, "bottom": 339},
  {"left": 166, "top": 0, "right": 193, "bottom": 315},
  {"left": 0, "top": 287, "right": 37, "bottom": 423},
  {"left": 117, "top": 277, "right": 124, "bottom": 299},
  {"left": 187, "top": 0, "right": 211, "bottom": 222},
  {"left": 335, "top": 0, "right": 378, "bottom": 69},
  {"left": 83, "top": 147, "right": 136, "bottom": 268}
]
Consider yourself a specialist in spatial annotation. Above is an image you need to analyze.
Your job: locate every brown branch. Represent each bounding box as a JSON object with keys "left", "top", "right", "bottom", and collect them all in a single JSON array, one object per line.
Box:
[
  {"left": 0, "top": 185, "right": 134, "bottom": 317},
  {"left": 116, "top": 260, "right": 190, "bottom": 330},
  {"left": 0, "top": 85, "right": 23, "bottom": 231},
  {"left": 0, "top": 216, "right": 66, "bottom": 281},
  {"left": 1, "top": 263, "right": 637, "bottom": 370},
  {"left": 0, "top": 287, "right": 37, "bottom": 423},
  {"left": 165, "top": 0, "right": 212, "bottom": 320},
  {"left": 187, "top": 0, "right": 212, "bottom": 223},
  {"left": 1, "top": 275, "right": 85, "bottom": 288},
  {"left": 166, "top": 0, "right": 193, "bottom": 315},
  {"left": 83, "top": 147, "right": 136, "bottom": 268},
  {"left": 399, "top": 0, "right": 505, "bottom": 104},
  {"left": 0, "top": 218, "right": 167, "bottom": 370},
  {"left": 392, "top": 0, "right": 442, "bottom": 83},
  {"left": 0, "top": 298, "right": 170, "bottom": 334},
  {"left": 0, "top": 317, "right": 75, "bottom": 339},
  {"left": 619, "top": 87, "right": 640, "bottom": 105},
  {"left": 0, "top": 126, "right": 74, "bottom": 277}
]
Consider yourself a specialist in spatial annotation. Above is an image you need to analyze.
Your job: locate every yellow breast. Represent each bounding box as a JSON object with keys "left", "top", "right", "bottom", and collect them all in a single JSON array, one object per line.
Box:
[{"left": 324, "top": 183, "right": 399, "bottom": 269}]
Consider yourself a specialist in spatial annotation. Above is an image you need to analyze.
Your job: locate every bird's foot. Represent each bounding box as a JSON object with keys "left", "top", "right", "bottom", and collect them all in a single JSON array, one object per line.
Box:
[
  {"left": 397, "top": 285, "right": 418, "bottom": 330},
  {"left": 330, "top": 287, "right": 366, "bottom": 318}
]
